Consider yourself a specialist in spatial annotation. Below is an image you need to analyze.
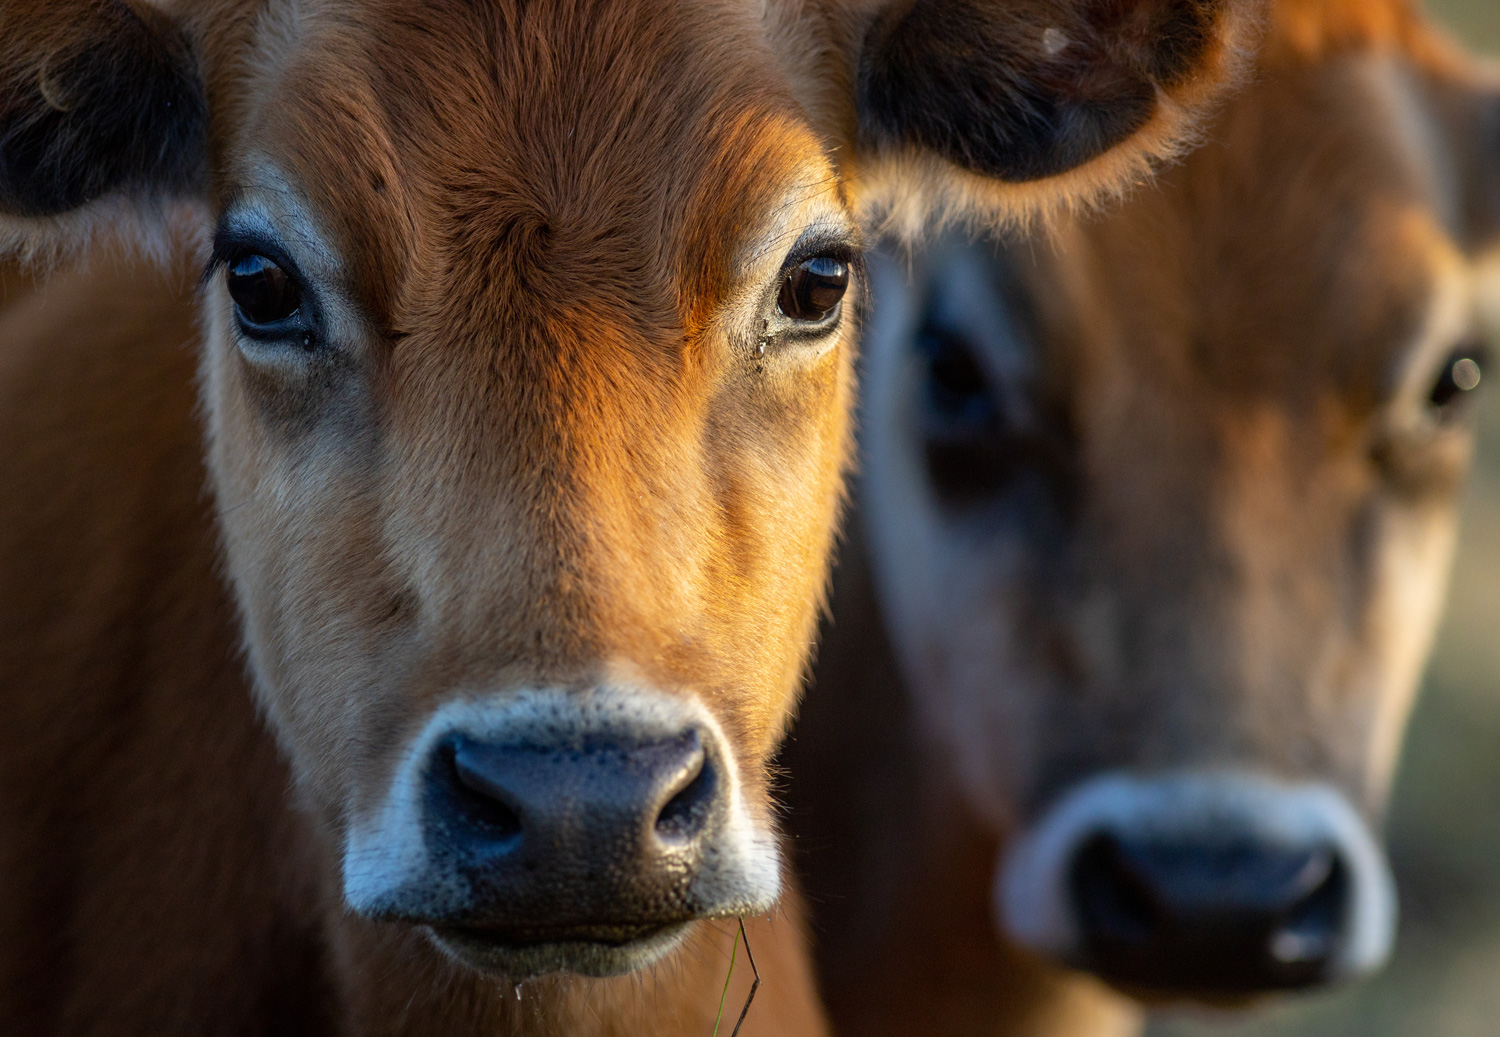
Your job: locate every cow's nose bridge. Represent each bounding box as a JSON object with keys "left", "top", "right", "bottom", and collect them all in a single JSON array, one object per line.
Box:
[
  {"left": 1078, "top": 576, "right": 1347, "bottom": 764},
  {"left": 406, "top": 459, "right": 719, "bottom": 663}
]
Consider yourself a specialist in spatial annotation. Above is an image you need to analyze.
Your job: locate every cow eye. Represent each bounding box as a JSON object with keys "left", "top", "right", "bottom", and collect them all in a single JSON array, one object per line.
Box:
[
  {"left": 1428, "top": 343, "right": 1487, "bottom": 415},
  {"left": 778, "top": 255, "right": 849, "bottom": 322},
  {"left": 227, "top": 254, "right": 302, "bottom": 329},
  {"left": 918, "top": 322, "right": 1014, "bottom": 504},
  {"left": 922, "top": 326, "right": 998, "bottom": 436}
]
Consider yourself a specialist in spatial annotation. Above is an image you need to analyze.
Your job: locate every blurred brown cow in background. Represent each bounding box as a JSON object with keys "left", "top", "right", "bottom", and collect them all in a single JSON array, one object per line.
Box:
[{"left": 788, "top": 0, "right": 1500, "bottom": 1034}]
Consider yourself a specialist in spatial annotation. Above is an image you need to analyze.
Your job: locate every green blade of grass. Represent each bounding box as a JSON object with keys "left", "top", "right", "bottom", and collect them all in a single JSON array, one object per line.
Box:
[
  {"left": 711, "top": 923, "right": 741, "bottom": 1037},
  {"left": 728, "top": 918, "right": 761, "bottom": 1037}
]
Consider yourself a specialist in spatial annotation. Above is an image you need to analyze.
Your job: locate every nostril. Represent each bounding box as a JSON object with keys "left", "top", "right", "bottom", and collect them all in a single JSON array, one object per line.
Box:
[
  {"left": 654, "top": 743, "right": 716, "bottom": 844},
  {"left": 1271, "top": 852, "right": 1347, "bottom": 965},
  {"left": 1071, "top": 832, "right": 1163, "bottom": 948},
  {"left": 444, "top": 740, "right": 523, "bottom": 845},
  {"left": 1066, "top": 830, "right": 1354, "bottom": 993}
]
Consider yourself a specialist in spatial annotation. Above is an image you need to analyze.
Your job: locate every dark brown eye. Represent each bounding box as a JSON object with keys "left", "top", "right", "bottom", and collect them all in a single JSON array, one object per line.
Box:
[
  {"left": 778, "top": 255, "right": 849, "bottom": 322},
  {"left": 1429, "top": 344, "right": 1487, "bottom": 412},
  {"left": 923, "top": 326, "right": 997, "bottom": 433},
  {"left": 227, "top": 254, "right": 301, "bottom": 327}
]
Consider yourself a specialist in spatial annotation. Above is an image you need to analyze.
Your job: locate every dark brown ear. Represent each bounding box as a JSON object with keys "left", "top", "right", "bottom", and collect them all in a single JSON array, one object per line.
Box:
[
  {"left": 1418, "top": 58, "right": 1500, "bottom": 250},
  {"left": 849, "top": 0, "right": 1262, "bottom": 225},
  {"left": 1473, "top": 89, "right": 1500, "bottom": 247},
  {"left": 0, "top": 0, "right": 205, "bottom": 218}
]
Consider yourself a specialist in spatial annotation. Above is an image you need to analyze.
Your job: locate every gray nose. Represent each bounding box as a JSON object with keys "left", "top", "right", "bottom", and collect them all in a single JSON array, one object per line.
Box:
[
  {"left": 1068, "top": 830, "right": 1351, "bottom": 995},
  {"left": 424, "top": 727, "right": 723, "bottom": 942}
]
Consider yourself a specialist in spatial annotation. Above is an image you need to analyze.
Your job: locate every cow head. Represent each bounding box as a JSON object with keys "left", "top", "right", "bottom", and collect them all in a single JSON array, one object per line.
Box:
[
  {"left": 1, "top": 0, "right": 1260, "bottom": 982},
  {"left": 858, "top": 5, "right": 1500, "bottom": 1001}
]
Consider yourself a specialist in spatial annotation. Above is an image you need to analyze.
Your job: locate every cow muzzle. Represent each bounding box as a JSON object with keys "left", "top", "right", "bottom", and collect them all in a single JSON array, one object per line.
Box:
[
  {"left": 998, "top": 771, "right": 1396, "bottom": 999},
  {"left": 341, "top": 688, "right": 781, "bottom": 979}
]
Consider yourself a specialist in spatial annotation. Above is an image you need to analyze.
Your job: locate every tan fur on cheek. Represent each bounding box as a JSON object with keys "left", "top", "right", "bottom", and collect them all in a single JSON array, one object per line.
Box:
[{"left": 1359, "top": 503, "right": 1461, "bottom": 805}]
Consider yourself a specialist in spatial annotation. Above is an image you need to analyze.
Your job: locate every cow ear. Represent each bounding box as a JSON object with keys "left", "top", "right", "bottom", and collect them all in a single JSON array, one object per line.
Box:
[
  {"left": 851, "top": 0, "right": 1262, "bottom": 230},
  {"left": 1477, "top": 88, "right": 1500, "bottom": 248},
  {"left": 1420, "top": 58, "right": 1500, "bottom": 250},
  {"left": 0, "top": 0, "right": 205, "bottom": 245}
]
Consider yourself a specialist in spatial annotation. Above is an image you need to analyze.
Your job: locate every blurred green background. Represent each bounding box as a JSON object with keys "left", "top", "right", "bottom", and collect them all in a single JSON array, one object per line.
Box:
[{"left": 1151, "top": 4, "right": 1500, "bottom": 1035}]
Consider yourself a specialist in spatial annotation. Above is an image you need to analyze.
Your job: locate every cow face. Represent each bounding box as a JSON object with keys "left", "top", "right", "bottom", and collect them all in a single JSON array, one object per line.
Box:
[
  {"left": 1, "top": 0, "right": 1261, "bottom": 982},
  {"left": 860, "top": 47, "right": 1500, "bottom": 997}
]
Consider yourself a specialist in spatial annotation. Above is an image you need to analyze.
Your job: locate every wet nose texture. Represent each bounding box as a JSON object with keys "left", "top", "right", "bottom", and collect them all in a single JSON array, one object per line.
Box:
[
  {"left": 424, "top": 727, "right": 723, "bottom": 942},
  {"left": 1069, "top": 831, "right": 1350, "bottom": 995}
]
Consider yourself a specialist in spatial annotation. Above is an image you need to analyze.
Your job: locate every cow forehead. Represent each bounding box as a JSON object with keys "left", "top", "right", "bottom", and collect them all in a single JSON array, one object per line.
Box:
[
  {"left": 225, "top": 0, "right": 837, "bottom": 333},
  {"left": 1062, "top": 57, "right": 1460, "bottom": 412}
]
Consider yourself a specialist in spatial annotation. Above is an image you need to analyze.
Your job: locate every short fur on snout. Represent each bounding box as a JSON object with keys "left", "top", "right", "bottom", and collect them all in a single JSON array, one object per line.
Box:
[{"left": 789, "top": 1, "right": 1500, "bottom": 1033}]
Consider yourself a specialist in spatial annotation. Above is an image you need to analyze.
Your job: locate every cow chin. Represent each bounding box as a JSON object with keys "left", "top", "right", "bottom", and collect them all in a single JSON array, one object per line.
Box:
[
  {"left": 341, "top": 688, "right": 783, "bottom": 979},
  {"left": 427, "top": 920, "right": 696, "bottom": 980}
]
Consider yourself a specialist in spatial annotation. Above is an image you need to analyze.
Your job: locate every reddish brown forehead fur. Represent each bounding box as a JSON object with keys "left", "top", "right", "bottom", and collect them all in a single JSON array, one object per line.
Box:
[
  {"left": 1096, "top": 76, "right": 1434, "bottom": 406},
  {"left": 240, "top": 0, "right": 827, "bottom": 336},
  {"left": 210, "top": 0, "right": 848, "bottom": 690},
  {"left": 1268, "top": 0, "right": 1463, "bottom": 67},
  {"left": 1040, "top": 0, "right": 1467, "bottom": 431}
]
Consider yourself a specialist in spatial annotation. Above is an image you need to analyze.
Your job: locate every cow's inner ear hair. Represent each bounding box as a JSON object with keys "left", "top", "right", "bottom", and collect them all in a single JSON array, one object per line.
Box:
[
  {"left": 0, "top": 0, "right": 206, "bottom": 220},
  {"left": 857, "top": 0, "right": 1234, "bottom": 184},
  {"left": 848, "top": 0, "right": 1259, "bottom": 234}
]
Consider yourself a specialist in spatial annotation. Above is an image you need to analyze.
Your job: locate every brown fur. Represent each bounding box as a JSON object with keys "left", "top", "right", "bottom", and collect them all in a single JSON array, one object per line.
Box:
[
  {"left": 0, "top": 0, "right": 1264, "bottom": 1031},
  {"left": 0, "top": 254, "right": 830, "bottom": 1035},
  {"left": 788, "top": 1, "right": 1500, "bottom": 1033}
]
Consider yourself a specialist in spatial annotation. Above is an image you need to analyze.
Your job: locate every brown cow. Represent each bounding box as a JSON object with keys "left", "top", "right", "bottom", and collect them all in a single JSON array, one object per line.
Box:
[
  {"left": 788, "top": 0, "right": 1500, "bottom": 1033},
  {"left": 0, "top": 0, "right": 1261, "bottom": 1032}
]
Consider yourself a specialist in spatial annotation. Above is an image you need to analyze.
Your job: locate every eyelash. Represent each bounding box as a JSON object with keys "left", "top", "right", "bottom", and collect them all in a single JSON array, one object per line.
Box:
[
  {"left": 202, "top": 235, "right": 288, "bottom": 285},
  {"left": 782, "top": 239, "right": 857, "bottom": 268}
]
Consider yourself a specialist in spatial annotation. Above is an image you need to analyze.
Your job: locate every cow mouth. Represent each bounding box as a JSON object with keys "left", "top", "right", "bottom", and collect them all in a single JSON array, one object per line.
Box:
[
  {"left": 440, "top": 920, "right": 680, "bottom": 946},
  {"left": 429, "top": 920, "right": 693, "bottom": 979}
]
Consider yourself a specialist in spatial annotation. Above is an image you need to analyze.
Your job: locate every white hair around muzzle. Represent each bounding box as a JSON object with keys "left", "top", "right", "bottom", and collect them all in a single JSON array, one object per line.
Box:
[{"left": 997, "top": 770, "right": 1397, "bottom": 980}]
